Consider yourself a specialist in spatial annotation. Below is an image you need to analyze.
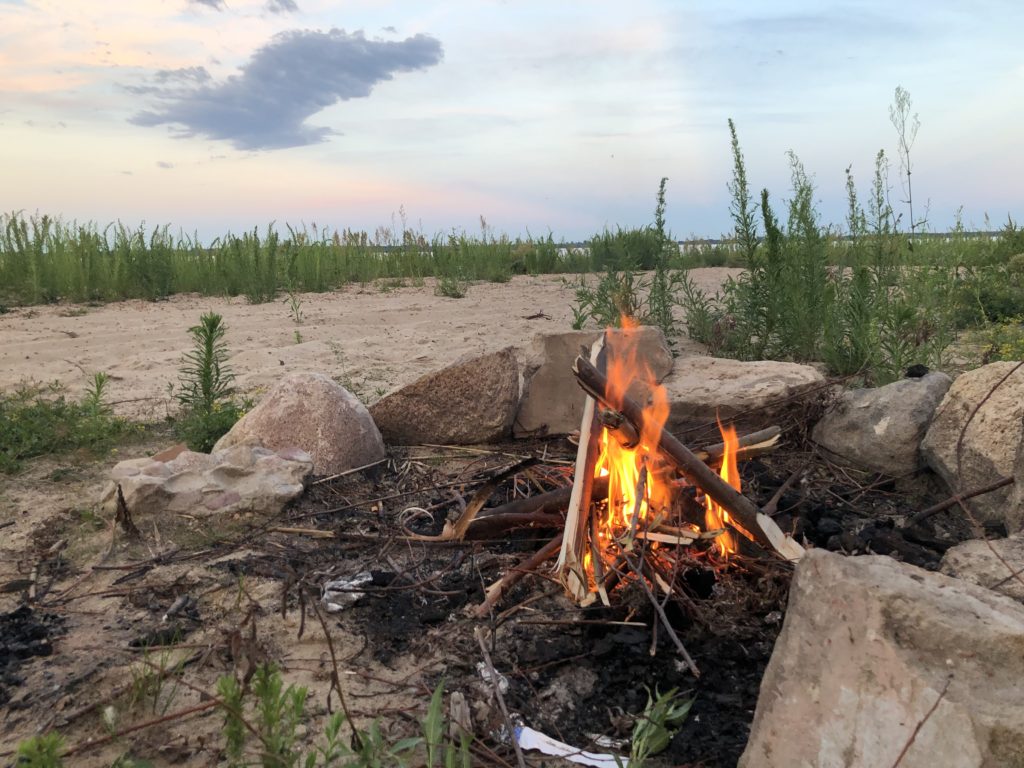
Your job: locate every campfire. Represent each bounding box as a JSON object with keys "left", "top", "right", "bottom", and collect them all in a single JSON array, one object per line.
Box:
[{"left": 555, "top": 323, "right": 804, "bottom": 617}]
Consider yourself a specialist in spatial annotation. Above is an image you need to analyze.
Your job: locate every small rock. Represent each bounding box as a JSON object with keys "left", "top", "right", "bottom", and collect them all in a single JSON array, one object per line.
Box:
[
  {"left": 100, "top": 444, "right": 312, "bottom": 519},
  {"left": 940, "top": 535, "right": 1024, "bottom": 603},
  {"left": 371, "top": 347, "right": 519, "bottom": 445},
  {"left": 514, "top": 327, "right": 673, "bottom": 437},
  {"left": 812, "top": 372, "right": 952, "bottom": 475}
]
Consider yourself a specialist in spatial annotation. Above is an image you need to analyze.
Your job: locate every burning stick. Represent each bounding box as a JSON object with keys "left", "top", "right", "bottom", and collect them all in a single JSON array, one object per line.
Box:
[{"left": 572, "top": 354, "right": 803, "bottom": 561}]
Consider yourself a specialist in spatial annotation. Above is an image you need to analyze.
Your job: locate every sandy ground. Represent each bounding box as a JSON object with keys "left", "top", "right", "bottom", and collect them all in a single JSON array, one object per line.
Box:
[
  {"left": 0, "top": 270, "right": 736, "bottom": 421},
  {"left": 0, "top": 270, "right": 737, "bottom": 764}
]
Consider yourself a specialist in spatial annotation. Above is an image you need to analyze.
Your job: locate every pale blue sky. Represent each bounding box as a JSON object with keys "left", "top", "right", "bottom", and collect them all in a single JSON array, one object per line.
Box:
[{"left": 1, "top": 0, "right": 1021, "bottom": 241}]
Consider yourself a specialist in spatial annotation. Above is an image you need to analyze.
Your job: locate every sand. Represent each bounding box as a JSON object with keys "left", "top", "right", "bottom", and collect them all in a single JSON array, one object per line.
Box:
[{"left": 0, "top": 270, "right": 735, "bottom": 420}]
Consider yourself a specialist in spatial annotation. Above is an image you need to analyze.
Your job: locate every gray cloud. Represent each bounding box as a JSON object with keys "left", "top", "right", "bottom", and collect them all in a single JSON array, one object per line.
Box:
[
  {"left": 190, "top": 0, "right": 225, "bottom": 9},
  {"left": 129, "top": 29, "right": 443, "bottom": 150},
  {"left": 156, "top": 161, "right": 175, "bottom": 169},
  {"left": 155, "top": 66, "right": 211, "bottom": 84},
  {"left": 266, "top": 0, "right": 298, "bottom": 13}
]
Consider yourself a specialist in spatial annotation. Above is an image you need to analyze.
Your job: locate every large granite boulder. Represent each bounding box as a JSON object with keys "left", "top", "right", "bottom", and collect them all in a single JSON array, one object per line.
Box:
[
  {"left": 812, "top": 372, "right": 952, "bottom": 475},
  {"left": 100, "top": 444, "right": 312, "bottom": 518},
  {"left": 921, "top": 361, "right": 1024, "bottom": 530},
  {"left": 514, "top": 327, "right": 673, "bottom": 437},
  {"left": 663, "top": 357, "right": 824, "bottom": 430},
  {"left": 740, "top": 549, "right": 1024, "bottom": 768},
  {"left": 214, "top": 372, "right": 385, "bottom": 476},
  {"left": 370, "top": 347, "right": 519, "bottom": 445},
  {"left": 941, "top": 535, "right": 1024, "bottom": 603}
]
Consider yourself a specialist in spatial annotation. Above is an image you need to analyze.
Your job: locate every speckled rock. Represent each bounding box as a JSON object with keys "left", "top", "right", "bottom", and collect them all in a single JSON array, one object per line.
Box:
[
  {"left": 370, "top": 347, "right": 519, "bottom": 445},
  {"left": 214, "top": 372, "right": 384, "bottom": 475}
]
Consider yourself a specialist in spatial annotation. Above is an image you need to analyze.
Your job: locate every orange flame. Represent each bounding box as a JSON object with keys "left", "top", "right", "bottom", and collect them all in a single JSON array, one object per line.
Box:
[
  {"left": 592, "top": 318, "right": 672, "bottom": 536},
  {"left": 705, "top": 421, "right": 740, "bottom": 557},
  {"left": 588, "top": 319, "right": 744, "bottom": 576}
]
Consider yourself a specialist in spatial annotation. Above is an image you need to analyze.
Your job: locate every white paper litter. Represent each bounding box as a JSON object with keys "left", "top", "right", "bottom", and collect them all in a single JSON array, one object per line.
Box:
[
  {"left": 322, "top": 571, "right": 373, "bottom": 612},
  {"left": 515, "top": 725, "right": 628, "bottom": 768}
]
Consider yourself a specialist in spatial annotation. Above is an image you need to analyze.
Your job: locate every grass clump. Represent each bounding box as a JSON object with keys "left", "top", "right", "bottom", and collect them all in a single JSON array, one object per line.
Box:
[
  {"left": 0, "top": 373, "right": 129, "bottom": 473},
  {"left": 173, "top": 312, "right": 248, "bottom": 452},
  {"left": 218, "top": 664, "right": 469, "bottom": 768},
  {"left": 572, "top": 178, "right": 687, "bottom": 338}
]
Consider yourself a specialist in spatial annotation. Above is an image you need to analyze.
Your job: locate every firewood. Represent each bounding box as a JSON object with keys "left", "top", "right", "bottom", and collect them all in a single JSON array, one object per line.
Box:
[
  {"left": 572, "top": 354, "right": 803, "bottom": 561},
  {"left": 555, "top": 335, "right": 606, "bottom": 601}
]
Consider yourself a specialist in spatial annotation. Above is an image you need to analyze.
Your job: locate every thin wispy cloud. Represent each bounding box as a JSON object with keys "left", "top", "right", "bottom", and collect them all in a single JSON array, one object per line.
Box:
[
  {"left": 129, "top": 29, "right": 443, "bottom": 150},
  {"left": 190, "top": 0, "right": 225, "bottom": 10},
  {"left": 265, "top": 0, "right": 298, "bottom": 14}
]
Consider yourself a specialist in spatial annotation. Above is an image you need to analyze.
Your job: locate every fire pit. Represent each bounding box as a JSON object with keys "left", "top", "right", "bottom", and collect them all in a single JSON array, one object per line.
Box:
[{"left": 552, "top": 327, "right": 801, "bottom": 643}]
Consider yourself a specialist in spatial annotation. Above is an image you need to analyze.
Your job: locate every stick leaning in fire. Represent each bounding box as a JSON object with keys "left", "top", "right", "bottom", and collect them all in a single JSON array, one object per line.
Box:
[{"left": 571, "top": 353, "right": 804, "bottom": 562}]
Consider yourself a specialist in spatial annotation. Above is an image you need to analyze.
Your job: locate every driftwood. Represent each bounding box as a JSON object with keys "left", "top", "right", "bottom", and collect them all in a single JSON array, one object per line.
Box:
[{"left": 572, "top": 354, "right": 803, "bottom": 560}]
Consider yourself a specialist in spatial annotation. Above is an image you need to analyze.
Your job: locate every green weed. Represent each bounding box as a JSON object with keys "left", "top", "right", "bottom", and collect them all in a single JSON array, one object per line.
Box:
[
  {"left": 0, "top": 374, "right": 128, "bottom": 473},
  {"left": 173, "top": 312, "right": 247, "bottom": 452},
  {"left": 216, "top": 664, "right": 468, "bottom": 768},
  {"left": 626, "top": 688, "right": 693, "bottom": 766}
]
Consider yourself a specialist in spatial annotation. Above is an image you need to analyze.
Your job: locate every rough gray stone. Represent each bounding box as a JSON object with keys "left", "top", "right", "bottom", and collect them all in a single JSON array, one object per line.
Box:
[
  {"left": 812, "top": 372, "right": 952, "bottom": 475},
  {"left": 662, "top": 357, "right": 824, "bottom": 430},
  {"left": 514, "top": 327, "right": 673, "bottom": 437},
  {"left": 921, "top": 361, "right": 1024, "bottom": 530},
  {"left": 940, "top": 535, "right": 1024, "bottom": 603},
  {"left": 100, "top": 444, "right": 312, "bottom": 519},
  {"left": 370, "top": 347, "right": 519, "bottom": 445},
  {"left": 740, "top": 549, "right": 1024, "bottom": 768},
  {"left": 214, "top": 372, "right": 385, "bottom": 476}
]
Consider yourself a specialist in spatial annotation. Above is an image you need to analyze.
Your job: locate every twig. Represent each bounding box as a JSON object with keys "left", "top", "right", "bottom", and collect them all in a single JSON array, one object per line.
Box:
[
  {"left": 63, "top": 699, "right": 220, "bottom": 757},
  {"left": 621, "top": 551, "right": 700, "bottom": 677},
  {"left": 890, "top": 676, "right": 952, "bottom": 767},
  {"left": 762, "top": 460, "right": 810, "bottom": 517},
  {"left": 474, "top": 534, "right": 563, "bottom": 618},
  {"left": 309, "top": 595, "right": 363, "bottom": 750},
  {"left": 311, "top": 458, "right": 387, "bottom": 485},
  {"left": 474, "top": 627, "right": 527, "bottom": 768},
  {"left": 902, "top": 476, "right": 1014, "bottom": 529}
]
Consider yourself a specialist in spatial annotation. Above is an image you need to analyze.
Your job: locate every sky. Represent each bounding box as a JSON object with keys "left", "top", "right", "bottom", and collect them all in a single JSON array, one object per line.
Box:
[{"left": 1, "top": 0, "right": 1022, "bottom": 242}]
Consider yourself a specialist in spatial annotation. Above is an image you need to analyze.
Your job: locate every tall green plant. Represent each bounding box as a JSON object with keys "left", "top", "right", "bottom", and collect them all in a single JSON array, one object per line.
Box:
[
  {"left": 727, "top": 118, "right": 759, "bottom": 264},
  {"left": 890, "top": 85, "right": 921, "bottom": 235},
  {"left": 175, "top": 312, "right": 244, "bottom": 451}
]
